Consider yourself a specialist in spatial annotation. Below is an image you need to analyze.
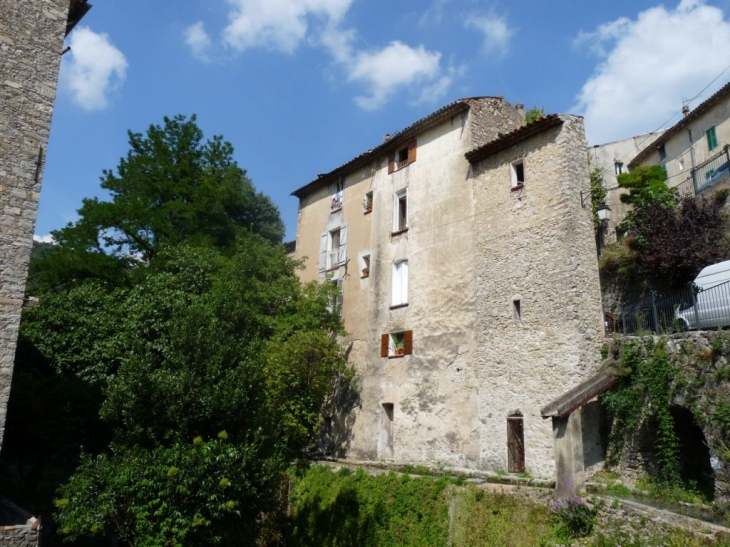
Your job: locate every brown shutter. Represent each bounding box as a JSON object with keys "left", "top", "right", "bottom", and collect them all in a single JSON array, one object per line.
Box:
[
  {"left": 388, "top": 151, "right": 395, "bottom": 174},
  {"left": 381, "top": 333, "right": 389, "bottom": 357},
  {"left": 404, "top": 330, "right": 413, "bottom": 354},
  {"left": 407, "top": 139, "right": 417, "bottom": 163}
]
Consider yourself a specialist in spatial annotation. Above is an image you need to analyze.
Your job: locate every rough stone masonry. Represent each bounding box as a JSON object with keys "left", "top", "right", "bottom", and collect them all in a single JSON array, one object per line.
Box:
[{"left": 0, "top": 0, "right": 76, "bottom": 450}]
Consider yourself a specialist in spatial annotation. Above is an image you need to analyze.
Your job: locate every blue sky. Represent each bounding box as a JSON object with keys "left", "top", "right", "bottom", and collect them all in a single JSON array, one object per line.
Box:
[{"left": 38, "top": 0, "right": 730, "bottom": 242}]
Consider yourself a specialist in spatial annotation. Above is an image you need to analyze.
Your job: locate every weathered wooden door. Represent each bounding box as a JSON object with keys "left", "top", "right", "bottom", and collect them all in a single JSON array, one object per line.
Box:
[{"left": 507, "top": 416, "right": 525, "bottom": 473}]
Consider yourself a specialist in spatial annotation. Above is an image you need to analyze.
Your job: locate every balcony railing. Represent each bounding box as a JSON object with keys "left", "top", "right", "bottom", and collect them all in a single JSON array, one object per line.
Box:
[{"left": 692, "top": 144, "right": 730, "bottom": 194}]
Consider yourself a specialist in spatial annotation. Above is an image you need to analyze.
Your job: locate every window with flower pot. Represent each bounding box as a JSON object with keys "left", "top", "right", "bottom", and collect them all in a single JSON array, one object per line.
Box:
[
  {"left": 388, "top": 139, "right": 417, "bottom": 174},
  {"left": 361, "top": 255, "right": 370, "bottom": 278},
  {"left": 391, "top": 260, "right": 408, "bottom": 307},
  {"left": 380, "top": 330, "right": 413, "bottom": 357},
  {"left": 363, "top": 191, "right": 373, "bottom": 214}
]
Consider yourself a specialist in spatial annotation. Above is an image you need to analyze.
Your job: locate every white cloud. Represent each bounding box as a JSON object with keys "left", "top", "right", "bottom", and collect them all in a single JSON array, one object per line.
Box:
[
  {"left": 465, "top": 13, "right": 515, "bottom": 57},
  {"left": 574, "top": 0, "right": 730, "bottom": 144},
  {"left": 419, "top": 0, "right": 451, "bottom": 27},
  {"left": 184, "top": 21, "right": 212, "bottom": 61},
  {"left": 61, "top": 27, "right": 127, "bottom": 111},
  {"left": 347, "top": 42, "right": 442, "bottom": 110},
  {"left": 33, "top": 234, "right": 55, "bottom": 244},
  {"left": 222, "top": 0, "right": 352, "bottom": 53}
]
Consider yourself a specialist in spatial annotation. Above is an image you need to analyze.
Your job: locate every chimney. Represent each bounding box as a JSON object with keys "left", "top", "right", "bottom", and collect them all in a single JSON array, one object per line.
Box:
[
  {"left": 515, "top": 102, "right": 526, "bottom": 123},
  {"left": 682, "top": 104, "right": 690, "bottom": 117},
  {"left": 384, "top": 134, "right": 391, "bottom": 142}
]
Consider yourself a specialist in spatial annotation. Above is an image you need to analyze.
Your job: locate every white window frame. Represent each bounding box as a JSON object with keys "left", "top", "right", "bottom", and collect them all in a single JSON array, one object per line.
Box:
[
  {"left": 614, "top": 162, "right": 624, "bottom": 176},
  {"left": 319, "top": 224, "right": 347, "bottom": 272},
  {"left": 393, "top": 188, "right": 408, "bottom": 233},
  {"left": 391, "top": 259, "right": 408, "bottom": 307},
  {"left": 510, "top": 159, "right": 525, "bottom": 187}
]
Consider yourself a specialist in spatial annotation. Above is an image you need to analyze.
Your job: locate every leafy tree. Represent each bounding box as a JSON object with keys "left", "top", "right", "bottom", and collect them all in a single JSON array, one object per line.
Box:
[
  {"left": 589, "top": 167, "right": 608, "bottom": 229},
  {"left": 617, "top": 166, "right": 677, "bottom": 234},
  {"left": 31, "top": 115, "right": 284, "bottom": 293}
]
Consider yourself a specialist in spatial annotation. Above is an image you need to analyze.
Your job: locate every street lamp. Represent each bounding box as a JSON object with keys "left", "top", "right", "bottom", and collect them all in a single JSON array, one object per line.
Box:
[{"left": 597, "top": 203, "right": 611, "bottom": 222}]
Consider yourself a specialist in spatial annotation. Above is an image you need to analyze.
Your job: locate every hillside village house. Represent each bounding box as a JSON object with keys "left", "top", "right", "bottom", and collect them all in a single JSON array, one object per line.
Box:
[
  {"left": 629, "top": 81, "right": 730, "bottom": 198},
  {"left": 292, "top": 98, "right": 604, "bottom": 480}
]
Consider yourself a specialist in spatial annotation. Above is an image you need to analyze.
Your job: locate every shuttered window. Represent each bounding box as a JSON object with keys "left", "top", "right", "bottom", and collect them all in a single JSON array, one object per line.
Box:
[
  {"left": 388, "top": 139, "right": 417, "bottom": 174},
  {"left": 707, "top": 126, "right": 718, "bottom": 151},
  {"left": 381, "top": 330, "right": 413, "bottom": 357},
  {"left": 319, "top": 225, "right": 347, "bottom": 272}
]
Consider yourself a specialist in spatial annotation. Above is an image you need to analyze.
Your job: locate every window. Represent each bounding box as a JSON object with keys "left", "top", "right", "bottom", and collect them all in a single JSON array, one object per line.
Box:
[
  {"left": 707, "top": 126, "right": 718, "bottom": 151},
  {"left": 363, "top": 191, "right": 373, "bottom": 213},
  {"left": 380, "top": 330, "right": 413, "bottom": 357},
  {"left": 319, "top": 225, "right": 348, "bottom": 272},
  {"left": 679, "top": 159, "right": 685, "bottom": 171},
  {"left": 361, "top": 255, "right": 370, "bottom": 278},
  {"left": 510, "top": 159, "right": 525, "bottom": 187},
  {"left": 330, "top": 179, "right": 344, "bottom": 212},
  {"left": 658, "top": 145, "right": 667, "bottom": 161},
  {"left": 614, "top": 162, "right": 624, "bottom": 175},
  {"left": 391, "top": 260, "right": 408, "bottom": 307},
  {"left": 393, "top": 189, "right": 408, "bottom": 233},
  {"left": 388, "top": 139, "right": 417, "bottom": 174},
  {"left": 513, "top": 299, "right": 521, "bottom": 321}
]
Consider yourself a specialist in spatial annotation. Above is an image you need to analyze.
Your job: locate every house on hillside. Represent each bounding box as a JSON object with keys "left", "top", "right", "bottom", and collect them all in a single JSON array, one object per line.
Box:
[
  {"left": 629, "top": 81, "right": 730, "bottom": 197},
  {"left": 291, "top": 98, "right": 604, "bottom": 480}
]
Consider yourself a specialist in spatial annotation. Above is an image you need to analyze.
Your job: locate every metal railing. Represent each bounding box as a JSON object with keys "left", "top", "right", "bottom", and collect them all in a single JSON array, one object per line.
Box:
[
  {"left": 692, "top": 145, "right": 730, "bottom": 194},
  {"left": 613, "top": 279, "right": 730, "bottom": 334}
]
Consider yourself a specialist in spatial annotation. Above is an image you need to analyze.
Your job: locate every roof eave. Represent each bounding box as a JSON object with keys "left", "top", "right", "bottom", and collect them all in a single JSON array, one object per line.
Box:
[{"left": 465, "top": 114, "right": 563, "bottom": 164}]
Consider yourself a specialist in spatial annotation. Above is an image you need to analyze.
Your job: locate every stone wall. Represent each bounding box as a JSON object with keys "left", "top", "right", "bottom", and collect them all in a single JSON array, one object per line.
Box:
[
  {"left": 0, "top": 0, "right": 71, "bottom": 449},
  {"left": 469, "top": 115, "right": 604, "bottom": 477}
]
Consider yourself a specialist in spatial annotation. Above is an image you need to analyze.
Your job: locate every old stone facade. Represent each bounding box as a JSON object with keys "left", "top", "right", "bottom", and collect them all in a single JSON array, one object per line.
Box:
[
  {"left": 0, "top": 0, "right": 88, "bottom": 450},
  {"left": 293, "top": 100, "right": 604, "bottom": 478}
]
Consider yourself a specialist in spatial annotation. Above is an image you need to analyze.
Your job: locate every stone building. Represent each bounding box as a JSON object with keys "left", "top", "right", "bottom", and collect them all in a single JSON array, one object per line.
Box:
[
  {"left": 0, "top": 0, "right": 91, "bottom": 452},
  {"left": 629, "top": 81, "right": 730, "bottom": 197},
  {"left": 292, "top": 99, "right": 604, "bottom": 479}
]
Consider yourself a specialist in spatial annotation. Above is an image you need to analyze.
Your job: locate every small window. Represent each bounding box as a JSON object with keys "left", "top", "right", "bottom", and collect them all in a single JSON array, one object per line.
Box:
[
  {"left": 363, "top": 191, "right": 373, "bottom": 213},
  {"left": 658, "top": 145, "right": 667, "bottom": 161},
  {"left": 391, "top": 260, "right": 408, "bottom": 307},
  {"left": 513, "top": 299, "right": 521, "bottom": 321},
  {"left": 380, "top": 330, "right": 413, "bottom": 357},
  {"left": 614, "top": 162, "right": 624, "bottom": 175},
  {"left": 393, "top": 189, "right": 408, "bottom": 233},
  {"left": 707, "top": 126, "right": 718, "bottom": 151},
  {"left": 679, "top": 159, "right": 685, "bottom": 171},
  {"left": 388, "top": 139, "right": 417, "bottom": 174},
  {"left": 361, "top": 255, "right": 370, "bottom": 278},
  {"left": 511, "top": 159, "right": 525, "bottom": 187}
]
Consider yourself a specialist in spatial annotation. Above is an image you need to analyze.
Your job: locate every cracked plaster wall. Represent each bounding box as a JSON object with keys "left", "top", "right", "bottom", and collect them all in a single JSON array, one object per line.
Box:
[{"left": 0, "top": 0, "right": 70, "bottom": 450}]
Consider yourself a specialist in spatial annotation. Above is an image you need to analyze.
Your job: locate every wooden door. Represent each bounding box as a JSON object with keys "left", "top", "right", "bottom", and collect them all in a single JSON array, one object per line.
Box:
[{"left": 507, "top": 417, "right": 525, "bottom": 473}]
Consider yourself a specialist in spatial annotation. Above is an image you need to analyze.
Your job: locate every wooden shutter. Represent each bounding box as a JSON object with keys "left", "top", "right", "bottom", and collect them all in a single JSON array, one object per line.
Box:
[
  {"left": 403, "top": 330, "right": 413, "bottom": 355},
  {"left": 380, "top": 334, "right": 389, "bottom": 357},
  {"left": 319, "top": 233, "right": 328, "bottom": 272},
  {"left": 407, "top": 139, "right": 417, "bottom": 163},
  {"left": 338, "top": 225, "right": 348, "bottom": 265},
  {"left": 388, "top": 151, "right": 396, "bottom": 174}
]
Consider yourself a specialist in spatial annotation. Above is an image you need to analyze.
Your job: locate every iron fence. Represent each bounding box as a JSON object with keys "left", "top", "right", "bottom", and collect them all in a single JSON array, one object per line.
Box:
[
  {"left": 612, "top": 279, "right": 730, "bottom": 335},
  {"left": 692, "top": 145, "right": 730, "bottom": 194}
]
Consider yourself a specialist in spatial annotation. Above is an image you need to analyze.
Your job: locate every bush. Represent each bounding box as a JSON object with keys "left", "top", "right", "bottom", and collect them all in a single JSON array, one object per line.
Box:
[{"left": 549, "top": 496, "right": 598, "bottom": 540}]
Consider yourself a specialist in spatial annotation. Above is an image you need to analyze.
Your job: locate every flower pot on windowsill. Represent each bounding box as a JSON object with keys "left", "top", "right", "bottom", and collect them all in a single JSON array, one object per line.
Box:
[
  {"left": 364, "top": 207, "right": 372, "bottom": 214},
  {"left": 394, "top": 347, "right": 405, "bottom": 356},
  {"left": 361, "top": 268, "right": 369, "bottom": 278}
]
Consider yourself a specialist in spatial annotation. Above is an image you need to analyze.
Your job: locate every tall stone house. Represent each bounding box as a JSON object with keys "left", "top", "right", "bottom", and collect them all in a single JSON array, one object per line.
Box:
[
  {"left": 292, "top": 98, "right": 604, "bottom": 478},
  {"left": 629, "top": 81, "right": 730, "bottom": 198},
  {"left": 0, "top": 0, "right": 91, "bottom": 453}
]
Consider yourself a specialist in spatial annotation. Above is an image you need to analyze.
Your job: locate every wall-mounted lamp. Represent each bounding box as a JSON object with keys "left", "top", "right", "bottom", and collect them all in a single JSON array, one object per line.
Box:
[{"left": 580, "top": 190, "right": 611, "bottom": 221}]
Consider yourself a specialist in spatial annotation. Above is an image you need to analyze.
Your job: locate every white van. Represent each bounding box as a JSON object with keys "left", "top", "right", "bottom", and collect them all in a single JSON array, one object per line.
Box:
[{"left": 676, "top": 259, "right": 730, "bottom": 331}]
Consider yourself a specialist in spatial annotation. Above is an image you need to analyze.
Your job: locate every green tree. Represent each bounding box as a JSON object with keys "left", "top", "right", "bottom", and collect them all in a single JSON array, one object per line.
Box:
[
  {"left": 31, "top": 115, "right": 284, "bottom": 293},
  {"left": 617, "top": 165, "right": 677, "bottom": 234}
]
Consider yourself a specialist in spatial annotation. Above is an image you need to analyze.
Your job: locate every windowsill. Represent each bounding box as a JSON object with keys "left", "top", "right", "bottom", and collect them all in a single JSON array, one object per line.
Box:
[
  {"left": 388, "top": 353, "right": 406, "bottom": 359},
  {"left": 390, "top": 303, "right": 408, "bottom": 310},
  {"left": 325, "top": 265, "right": 342, "bottom": 272},
  {"left": 330, "top": 207, "right": 342, "bottom": 214},
  {"left": 390, "top": 161, "right": 414, "bottom": 174},
  {"left": 391, "top": 228, "right": 409, "bottom": 237},
  {"left": 361, "top": 274, "right": 370, "bottom": 279},
  {"left": 363, "top": 208, "right": 372, "bottom": 215},
  {"left": 510, "top": 183, "right": 524, "bottom": 192}
]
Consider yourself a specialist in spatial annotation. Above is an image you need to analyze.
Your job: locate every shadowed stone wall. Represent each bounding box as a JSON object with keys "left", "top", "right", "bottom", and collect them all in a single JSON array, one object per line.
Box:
[{"left": 0, "top": 0, "right": 71, "bottom": 450}]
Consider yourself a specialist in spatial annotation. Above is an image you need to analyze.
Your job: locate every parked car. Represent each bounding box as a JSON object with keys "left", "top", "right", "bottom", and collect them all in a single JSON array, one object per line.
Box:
[{"left": 676, "top": 260, "right": 730, "bottom": 331}]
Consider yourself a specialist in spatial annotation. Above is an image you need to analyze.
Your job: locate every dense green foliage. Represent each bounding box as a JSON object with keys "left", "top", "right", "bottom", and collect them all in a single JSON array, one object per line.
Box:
[
  {"left": 2, "top": 116, "right": 349, "bottom": 546},
  {"left": 600, "top": 166, "right": 730, "bottom": 290},
  {"left": 29, "top": 115, "right": 284, "bottom": 293},
  {"left": 589, "top": 168, "right": 608, "bottom": 229},
  {"left": 525, "top": 106, "right": 546, "bottom": 123}
]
